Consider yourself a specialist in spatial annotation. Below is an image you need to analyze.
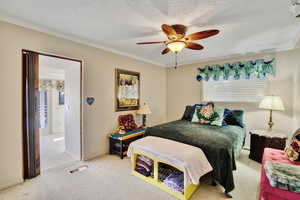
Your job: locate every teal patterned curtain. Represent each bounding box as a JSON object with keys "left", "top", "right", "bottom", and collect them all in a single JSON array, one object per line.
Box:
[{"left": 196, "top": 59, "right": 275, "bottom": 81}]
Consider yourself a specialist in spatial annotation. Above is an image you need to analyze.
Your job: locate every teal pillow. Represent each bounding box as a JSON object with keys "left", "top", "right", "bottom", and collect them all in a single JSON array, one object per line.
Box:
[
  {"left": 211, "top": 107, "right": 225, "bottom": 126},
  {"left": 191, "top": 106, "right": 202, "bottom": 123},
  {"left": 223, "top": 110, "right": 244, "bottom": 128}
]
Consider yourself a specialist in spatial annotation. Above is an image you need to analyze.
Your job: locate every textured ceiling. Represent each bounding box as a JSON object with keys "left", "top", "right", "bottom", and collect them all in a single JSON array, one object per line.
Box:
[{"left": 1, "top": 0, "right": 299, "bottom": 67}]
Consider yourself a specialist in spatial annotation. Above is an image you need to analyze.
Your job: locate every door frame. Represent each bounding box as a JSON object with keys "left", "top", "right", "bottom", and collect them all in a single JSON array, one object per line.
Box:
[{"left": 22, "top": 49, "right": 84, "bottom": 178}]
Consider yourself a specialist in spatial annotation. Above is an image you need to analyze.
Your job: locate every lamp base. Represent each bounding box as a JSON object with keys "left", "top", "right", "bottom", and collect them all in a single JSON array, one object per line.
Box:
[
  {"left": 267, "top": 109, "right": 274, "bottom": 132},
  {"left": 142, "top": 114, "right": 146, "bottom": 127},
  {"left": 268, "top": 121, "right": 274, "bottom": 132}
]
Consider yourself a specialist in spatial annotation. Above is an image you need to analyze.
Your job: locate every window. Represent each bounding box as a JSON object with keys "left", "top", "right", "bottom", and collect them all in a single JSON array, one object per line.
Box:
[
  {"left": 58, "top": 91, "right": 65, "bottom": 105},
  {"left": 202, "top": 77, "right": 266, "bottom": 102},
  {"left": 39, "top": 90, "right": 48, "bottom": 128}
]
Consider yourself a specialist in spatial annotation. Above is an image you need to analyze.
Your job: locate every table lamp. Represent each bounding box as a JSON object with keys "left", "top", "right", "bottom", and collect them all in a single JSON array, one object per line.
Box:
[
  {"left": 137, "top": 103, "right": 151, "bottom": 127},
  {"left": 259, "top": 95, "right": 285, "bottom": 131}
]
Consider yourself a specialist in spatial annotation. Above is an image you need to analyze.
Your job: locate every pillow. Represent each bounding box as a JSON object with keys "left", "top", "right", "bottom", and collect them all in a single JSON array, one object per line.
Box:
[
  {"left": 191, "top": 105, "right": 202, "bottom": 123},
  {"left": 187, "top": 104, "right": 204, "bottom": 122},
  {"left": 181, "top": 105, "right": 193, "bottom": 121},
  {"left": 222, "top": 108, "right": 231, "bottom": 126},
  {"left": 197, "top": 103, "right": 219, "bottom": 124},
  {"left": 211, "top": 107, "right": 225, "bottom": 126},
  {"left": 191, "top": 104, "right": 204, "bottom": 115},
  {"left": 223, "top": 109, "right": 244, "bottom": 128},
  {"left": 285, "top": 129, "right": 300, "bottom": 162}
]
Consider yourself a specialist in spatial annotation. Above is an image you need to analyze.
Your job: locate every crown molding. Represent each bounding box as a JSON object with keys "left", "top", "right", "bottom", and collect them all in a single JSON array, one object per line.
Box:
[{"left": 0, "top": 14, "right": 166, "bottom": 67}]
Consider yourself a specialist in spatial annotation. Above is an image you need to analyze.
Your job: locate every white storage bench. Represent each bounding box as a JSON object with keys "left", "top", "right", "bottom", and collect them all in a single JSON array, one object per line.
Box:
[{"left": 127, "top": 136, "right": 212, "bottom": 200}]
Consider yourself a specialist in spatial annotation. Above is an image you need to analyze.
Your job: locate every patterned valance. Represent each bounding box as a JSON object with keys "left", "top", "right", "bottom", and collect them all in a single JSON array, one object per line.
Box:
[
  {"left": 56, "top": 80, "right": 65, "bottom": 92},
  {"left": 39, "top": 80, "right": 53, "bottom": 91},
  {"left": 40, "top": 79, "right": 65, "bottom": 92},
  {"left": 196, "top": 59, "right": 275, "bottom": 81}
]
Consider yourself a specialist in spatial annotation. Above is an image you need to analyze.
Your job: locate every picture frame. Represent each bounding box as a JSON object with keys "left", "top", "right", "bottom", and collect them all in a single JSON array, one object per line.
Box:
[{"left": 115, "top": 68, "right": 140, "bottom": 112}]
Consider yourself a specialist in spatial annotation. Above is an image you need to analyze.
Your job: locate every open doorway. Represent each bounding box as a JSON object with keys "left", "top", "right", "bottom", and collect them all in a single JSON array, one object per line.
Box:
[{"left": 22, "top": 50, "right": 82, "bottom": 178}]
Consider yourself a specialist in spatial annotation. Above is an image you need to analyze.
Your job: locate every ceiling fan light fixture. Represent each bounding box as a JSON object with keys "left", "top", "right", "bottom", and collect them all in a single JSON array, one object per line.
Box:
[{"left": 167, "top": 41, "right": 186, "bottom": 53}]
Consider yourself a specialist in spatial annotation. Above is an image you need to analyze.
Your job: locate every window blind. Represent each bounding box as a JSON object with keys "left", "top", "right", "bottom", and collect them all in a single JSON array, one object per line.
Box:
[{"left": 202, "top": 77, "right": 266, "bottom": 102}]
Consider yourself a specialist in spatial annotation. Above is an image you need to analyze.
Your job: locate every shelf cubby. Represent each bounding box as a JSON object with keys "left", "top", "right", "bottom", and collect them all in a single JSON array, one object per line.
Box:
[{"left": 130, "top": 149, "right": 199, "bottom": 200}]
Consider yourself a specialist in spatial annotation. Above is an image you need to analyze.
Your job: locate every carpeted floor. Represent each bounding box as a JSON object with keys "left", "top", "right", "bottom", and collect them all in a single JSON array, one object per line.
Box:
[{"left": 0, "top": 150, "right": 261, "bottom": 200}]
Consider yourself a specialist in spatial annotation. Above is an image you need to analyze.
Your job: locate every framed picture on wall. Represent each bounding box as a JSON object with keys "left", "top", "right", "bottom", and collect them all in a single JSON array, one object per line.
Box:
[{"left": 115, "top": 68, "right": 140, "bottom": 111}]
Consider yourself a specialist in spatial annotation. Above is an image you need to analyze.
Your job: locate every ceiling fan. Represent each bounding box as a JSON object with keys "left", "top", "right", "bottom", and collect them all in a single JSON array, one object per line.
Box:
[{"left": 136, "top": 24, "right": 220, "bottom": 55}]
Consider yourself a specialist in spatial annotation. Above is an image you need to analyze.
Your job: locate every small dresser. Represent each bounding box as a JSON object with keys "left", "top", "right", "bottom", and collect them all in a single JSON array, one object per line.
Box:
[
  {"left": 109, "top": 128, "right": 145, "bottom": 159},
  {"left": 249, "top": 130, "right": 287, "bottom": 163}
]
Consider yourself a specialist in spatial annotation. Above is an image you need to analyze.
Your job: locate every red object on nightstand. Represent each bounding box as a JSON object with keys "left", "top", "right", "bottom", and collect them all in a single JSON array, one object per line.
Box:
[
  {"left": 260, "top": 148, "right": 300, "bottom": 200},
  {"left": 118, "top": 114, "right": 139, "bottom": 132}
]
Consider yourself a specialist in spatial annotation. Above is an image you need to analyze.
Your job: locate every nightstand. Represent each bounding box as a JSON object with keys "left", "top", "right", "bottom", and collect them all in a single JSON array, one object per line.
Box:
[
  {"left": 249, "top": 130, "right": 287, "bottom": 163},
  {"left": 109, "top": 128, "right": 145, "bottom": 159}
]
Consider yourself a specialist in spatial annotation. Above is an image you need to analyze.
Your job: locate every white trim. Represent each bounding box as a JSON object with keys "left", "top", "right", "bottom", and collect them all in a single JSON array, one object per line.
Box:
[
  {"left": 83, "top": 152, "right": 105, "bottom": 161},
  {"left": 0, "top": 16, "right": 166, "bottom": 67},
  {"left": 65, "top": 150, "right": 80, "bottom": 161}
]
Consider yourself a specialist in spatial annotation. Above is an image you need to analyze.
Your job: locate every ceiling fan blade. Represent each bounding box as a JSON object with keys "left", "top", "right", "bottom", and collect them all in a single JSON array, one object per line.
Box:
[
  {"left": 185, "top": 42, "right": 204, "bottom": 50},
  {"left": 171, "top": 24, "right": 187, "bottom": 39},
  {"left": 161, "top": 24, "right": 177, "bottom": 40},
  {"left": 185, "top": 29, "right": 219, "bottom": 41},
  {"left": 136, "top": 41, "right": 166, "bottom": 45},
  {"left": 161, "top": 48, "right": 170, "bottom": 55}
]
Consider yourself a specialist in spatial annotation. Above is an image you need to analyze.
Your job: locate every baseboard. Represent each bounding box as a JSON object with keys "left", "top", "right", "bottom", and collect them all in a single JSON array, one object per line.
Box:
[
  {"left": 83, "top": 152, "right": 106, "bottom": 161},
  {"left": 0, "top": 177, "right": 23, "bottom": 191},
  {"left": 64, "top": 150, "right": 80, "bottom": 161}
]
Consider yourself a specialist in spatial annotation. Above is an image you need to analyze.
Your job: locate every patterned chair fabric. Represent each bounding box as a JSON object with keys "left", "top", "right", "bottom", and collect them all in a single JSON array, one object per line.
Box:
[
  {"left": 285, "top": 129, "right": 300, "bottom": 162},
  {"left": 260, "top": 148, "right": 300, "bottom": 200},
  {"left": 118, "top": 114, "right": 138, "bottom": 132}
]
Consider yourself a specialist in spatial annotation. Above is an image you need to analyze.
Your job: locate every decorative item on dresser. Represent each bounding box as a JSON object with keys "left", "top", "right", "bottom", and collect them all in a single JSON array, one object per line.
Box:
[
  {"left": 137, "top": 103, "right": 151, "bottom": 127},
  {"left": 109, "top": 114, "right": 144, "bottom": 159},
  {"left": 259, "top": 95, "right": 285, "bottom": 131},
  {"left": 249, "top": 130, "right": 287, "bottom": 163}
]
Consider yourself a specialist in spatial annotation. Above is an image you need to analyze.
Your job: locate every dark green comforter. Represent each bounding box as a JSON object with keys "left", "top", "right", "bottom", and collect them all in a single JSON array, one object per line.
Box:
[{"left": 144, "top": 120, "right": 246, "bottom": 193}]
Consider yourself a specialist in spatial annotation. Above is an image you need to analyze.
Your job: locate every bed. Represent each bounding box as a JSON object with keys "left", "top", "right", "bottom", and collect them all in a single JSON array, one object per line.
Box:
[{"left": 144, "top": 117, "right": 246, "bottom": 194}]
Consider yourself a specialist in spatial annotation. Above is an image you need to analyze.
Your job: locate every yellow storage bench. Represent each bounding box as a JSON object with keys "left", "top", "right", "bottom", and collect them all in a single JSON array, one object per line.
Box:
[{"left": 127, "top": 136, "right": 212, "bottom": 200}]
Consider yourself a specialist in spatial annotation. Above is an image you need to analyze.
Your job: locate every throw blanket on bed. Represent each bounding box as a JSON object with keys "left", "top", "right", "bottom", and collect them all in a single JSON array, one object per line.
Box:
[
  {"left": 265, "top": 161, "right": 300, "bottom": 193},
  {"left": 127, "top": 136, "right": 213, "bottom": 186},
  {"left": 144, "top": 120, "right": 246, "bottom": 193}
]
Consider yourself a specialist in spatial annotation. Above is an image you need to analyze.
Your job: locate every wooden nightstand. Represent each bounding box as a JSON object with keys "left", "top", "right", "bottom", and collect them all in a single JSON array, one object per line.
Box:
[
  {"left": 109, "top": 128, "right": 145, "bottom": 159},
  {"left": 249, "top": 130, "right": 287, "bottom": 163}
]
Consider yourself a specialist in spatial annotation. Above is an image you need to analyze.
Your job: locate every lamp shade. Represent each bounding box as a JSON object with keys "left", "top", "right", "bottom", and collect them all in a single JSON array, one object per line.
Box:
[
  {"left": 167, "top": 41, "right": 186, "bottom": 53},
  {"left": 137, "top": 104, "right": 152, "bottom": 115},
  {"left": 259, "top": 96, "right": 285, "bottom": 111}
]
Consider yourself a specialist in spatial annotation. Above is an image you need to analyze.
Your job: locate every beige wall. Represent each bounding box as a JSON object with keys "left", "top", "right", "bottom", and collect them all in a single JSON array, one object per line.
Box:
[
  {"left": 0, "top": 20, "right": 167, "bottom": 189},
  {"left": 294, "top": 64, "right": 300, "bottom": 131},
  {"left": 167, "top": 48, "right": 300, "bottom": 145}
]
